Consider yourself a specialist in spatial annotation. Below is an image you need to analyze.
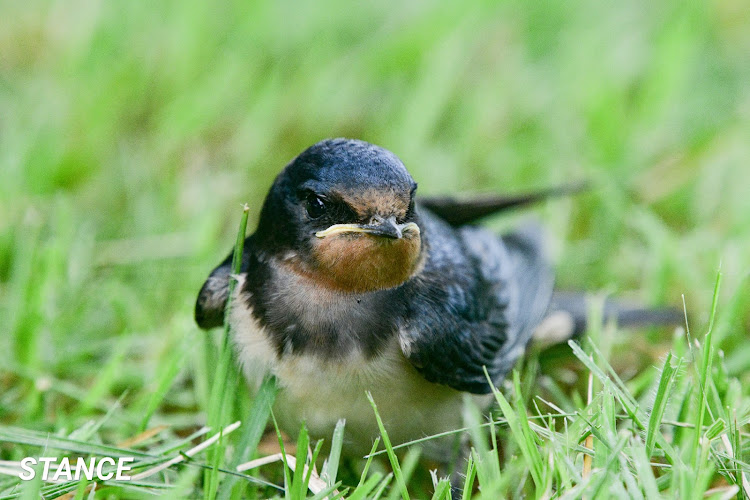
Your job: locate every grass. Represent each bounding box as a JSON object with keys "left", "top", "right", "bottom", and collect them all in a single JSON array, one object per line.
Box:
[{"left": 1, "top": 0, "right": 749, "bottom": 497}]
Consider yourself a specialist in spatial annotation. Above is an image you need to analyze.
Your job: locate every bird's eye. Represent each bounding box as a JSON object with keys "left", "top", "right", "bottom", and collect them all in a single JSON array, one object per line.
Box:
[
  {"left": 305, "top": 194, "right": 327, "bottom": 219},
  {"left": 405, "top": 199, "right": 415, "bottom": 219}
]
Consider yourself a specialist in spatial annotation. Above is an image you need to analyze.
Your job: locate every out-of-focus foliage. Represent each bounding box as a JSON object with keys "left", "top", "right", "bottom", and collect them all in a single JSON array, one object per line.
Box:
[{"left": 0, "top": 0, "right": 748, "bottom": 497}]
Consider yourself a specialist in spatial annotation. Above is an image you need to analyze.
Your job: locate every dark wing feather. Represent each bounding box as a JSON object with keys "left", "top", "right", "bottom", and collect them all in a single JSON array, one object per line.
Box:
[
  {"left": 418, "top": 182, "right": 587, "bottom": 227},
  {"left": 195, "top": 236, "right": 254, "bottom": 329},
  {"left": 500, "top": 225, "right": 556, "bottom": 343},
  {"left": 399, "top": 213, "right": 554, "bottom": 394}
]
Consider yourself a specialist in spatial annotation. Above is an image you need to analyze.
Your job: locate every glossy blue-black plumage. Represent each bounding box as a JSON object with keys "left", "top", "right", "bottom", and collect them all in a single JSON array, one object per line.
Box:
[
  {"left": 393, "top": 209, "right": 553, "bottom": 393},
  {"left": 196, "top": 138, "right": 554, "bottom": 394},
  {"left": 253, "top": 139, "right": 416, "bottom": 253},
  {"left": 283, "top": 138, "right": 415, "bottom": 195}
]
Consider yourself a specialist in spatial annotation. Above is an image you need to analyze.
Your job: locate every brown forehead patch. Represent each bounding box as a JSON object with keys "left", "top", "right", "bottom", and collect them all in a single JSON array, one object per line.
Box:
[{"left": 335, "top": 187, "right": 410, "bottom": 219}]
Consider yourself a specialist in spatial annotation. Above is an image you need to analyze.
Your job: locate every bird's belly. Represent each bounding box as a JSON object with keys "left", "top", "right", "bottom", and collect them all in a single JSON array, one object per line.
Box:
[
  {"left": 229, "top": 284, "right": 492, "bottom": 460},
  {"left": 273, "top": 341, "right": 480, "bottom": 460}
]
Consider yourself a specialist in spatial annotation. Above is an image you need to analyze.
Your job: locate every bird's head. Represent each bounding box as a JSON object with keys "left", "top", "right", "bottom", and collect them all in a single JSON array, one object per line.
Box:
[{"left": 255, "top": 138, "right": 424, "bottom": 294}]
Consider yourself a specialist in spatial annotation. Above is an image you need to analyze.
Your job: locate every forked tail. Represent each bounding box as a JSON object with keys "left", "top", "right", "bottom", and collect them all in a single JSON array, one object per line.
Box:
[{"left": 533, "top": 291, "right": 685, "bottom": 345}]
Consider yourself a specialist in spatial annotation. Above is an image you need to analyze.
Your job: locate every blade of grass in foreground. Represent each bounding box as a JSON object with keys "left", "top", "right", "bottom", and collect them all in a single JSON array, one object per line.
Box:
[
  {"left": 484, "top": 368, "right": 544, "bottom": 491},
  {"left": 461, "top": 452, "right": 476, "bottom": 500},
  {"left": 358, "top": 437, "right": 382, "bottom": 488},
  {"left": 322, "top": 419, "right": 346, "bottom": 489},
  {"left": 430, "top": 478, "right": 450, "bottom": 500},
  {"left": 692, "top": 267, "right": 722, "bottom": 468},
  {"left": 291, "top": 423, "right": 310, "bottom": 500},
  {"left": 205, "top": 203, "right": 250, "bottom": 500},
  {"left": 630, "top": 436, "right": 661, "bottom": 499},
  {"left": 348, "top": 472, "right": 385, "bottom": 500},
  {"left": 218, "top": 375, "right": 278, "bottom": 500},
  {"left": 386, "top": 447, "right": 420, "bottom": 500},
  {"left": 371, "top": 473, "right": 394, "bottom": 500},
  {"left": 367, "top": 392, "right": 410, "bottom": 500},
  {"left": 138, "top": 340, "right": 185, "bottom": 431},
  {"left": 0, "top": 426, "right": 153, "bottom": 458},
  {"left": 646, "top": 352, "right": 679, "bottom": 458}
]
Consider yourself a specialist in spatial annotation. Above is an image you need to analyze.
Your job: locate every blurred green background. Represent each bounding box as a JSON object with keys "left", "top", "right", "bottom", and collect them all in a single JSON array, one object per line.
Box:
[{"left": 1, "top": 0, "right": 749, "bottom": 431}]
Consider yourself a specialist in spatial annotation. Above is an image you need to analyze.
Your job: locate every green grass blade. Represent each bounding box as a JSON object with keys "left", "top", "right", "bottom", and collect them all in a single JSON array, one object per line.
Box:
[
  {"left": 0, "top": 426, "right": 153, "bottom": 458},
  {"left": 73, "top": 475, "right": 91, "bottom": 500},
  {"left": 630, "top": 436, "right": 661, "bottom": 499},
  {"left": 309, "top": 482, "right": 345, "bottom": 500},
  {"left": 461, "top": 452, "right": 476, "bottom": 500},
  {"left": 367, "top": 391, "right": 410, "bottom": 500},
  {"left": 693, "top": 267, "right": 722, "bottom": 468},
  {"left": 269, "top": 411, "right": 293, "bottom": 500},
  {"left": 358, "top": 437, "right": 381, "bottom": 488},
  {"left": 18, "top": 461, "right": 43, "bottom": 500},
  {"left": 205, "top": 204, "right": 250, "bottom": 500},
  {"left": 291, "top": 423, "right": 309, "bottom": 500},
  {"left": 386, "top": 447, "right": 421, "bottom": 500},
  {"left": 79, "top": 338, "right": 130, "bottom": 413},
  {"left": 138, "top": 342, "right": 184, "bottom": 431},
  {"left": 463, "top": 395, "right": 499, "bottom": 490},
  {"left": 217, "top": 375, "right": 278, "bottom": 500},
  {"left": 431, "top": 478, "right": 451, "bottom": 500},
  {"left": 587, "top": 433, "right": 628, "bottom": 498},
  {"left": 372, "top": 473, "right": 394, "bottom": 500},
  {"left": 646, "top": 352, "right": 679, "bottom": 457},
  {"left": 349, "top": 472, "right": 385, "bottom": 500},
  {"left": 484, "top": 368, "right": 543, "bottom": 489},
  {"left": 322, "top": 419, "right": 346, "bottom": 489},
  {"left": 306, "top": 438, "right": 325, "bottom": 488}
]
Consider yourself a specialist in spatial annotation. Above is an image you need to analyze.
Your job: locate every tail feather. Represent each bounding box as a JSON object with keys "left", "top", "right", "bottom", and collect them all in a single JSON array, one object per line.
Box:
[{"left": 533, "top": 291, "right": 684, "bottom": 345}]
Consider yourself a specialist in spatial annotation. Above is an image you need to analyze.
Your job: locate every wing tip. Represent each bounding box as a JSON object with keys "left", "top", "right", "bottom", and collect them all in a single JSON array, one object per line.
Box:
[
  {"left": 194, "top": 266, "right": 234, "bottom": 330},
  {"left": 419, "top": 181, "right": 590, "bottom": 227},
  {"left": 195, "top": 282, "right": 226, "bottom": 330}
]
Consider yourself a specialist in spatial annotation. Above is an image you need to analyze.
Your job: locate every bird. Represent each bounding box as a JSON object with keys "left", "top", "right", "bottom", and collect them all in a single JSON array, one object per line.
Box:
[{"left": 194, "top": 138, "right": 679, "bottom": 466}]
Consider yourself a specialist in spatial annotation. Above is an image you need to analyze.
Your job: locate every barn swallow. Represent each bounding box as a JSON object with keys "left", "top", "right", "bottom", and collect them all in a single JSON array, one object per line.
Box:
[{"left": 195, "top": 138, "right": 679, "bottom": 462}]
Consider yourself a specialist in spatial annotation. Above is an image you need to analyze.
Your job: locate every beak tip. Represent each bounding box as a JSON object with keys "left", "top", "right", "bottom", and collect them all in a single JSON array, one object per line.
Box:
[{"left": 315, "top": 220, "right": 418, "bottom": 239}]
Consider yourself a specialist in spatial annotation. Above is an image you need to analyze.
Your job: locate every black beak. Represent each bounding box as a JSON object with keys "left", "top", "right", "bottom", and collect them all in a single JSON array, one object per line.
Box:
[{"left": 364, "top": 216, "right": 402, "bottom": 239}]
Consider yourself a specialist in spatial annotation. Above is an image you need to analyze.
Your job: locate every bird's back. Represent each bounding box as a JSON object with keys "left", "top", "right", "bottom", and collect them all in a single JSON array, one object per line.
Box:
[{"left": 395, "top": 207, "right": 555, "bottom": 393}]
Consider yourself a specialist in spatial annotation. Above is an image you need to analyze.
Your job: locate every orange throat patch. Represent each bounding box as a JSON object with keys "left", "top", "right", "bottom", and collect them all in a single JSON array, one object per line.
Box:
[{"left": 306, "top": 232, "right": 423, "bottom": 293}]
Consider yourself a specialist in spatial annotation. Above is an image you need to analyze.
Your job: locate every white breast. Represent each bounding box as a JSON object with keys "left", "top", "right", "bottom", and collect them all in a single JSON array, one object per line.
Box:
[{"left": 228, "top": 275, "right": 491, "bottom": 460}]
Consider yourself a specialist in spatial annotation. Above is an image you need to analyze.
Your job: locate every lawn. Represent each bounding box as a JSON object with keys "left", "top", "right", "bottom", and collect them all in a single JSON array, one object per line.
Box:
[{"left": 1, "top": 0, "right": 749, "bottom": 498}]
